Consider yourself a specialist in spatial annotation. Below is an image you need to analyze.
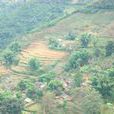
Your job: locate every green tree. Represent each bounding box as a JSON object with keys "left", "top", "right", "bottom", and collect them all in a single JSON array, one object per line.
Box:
[
  {"left": 0, "top": 91, "right": 12, "bottom": 101},
  {"left": 17, "top": 79, "right": 34, "bottom": 91},
  {"left": 65, "top": 51, "right": 80, "bottom": 71},
  {"left": 9, "top": 42, "right": 22, "bottom": 54},
  {"left": 79, "top": 50, "right": 89, "bottom": 65},
  {"left": 80, "top": 33, "right": 91, "bottom": 48},
  {"left": 39, "top": 72, "right": 56, "bottom": 83},
  {"left": 94, "top": 48, "right": 101, "bottom": 57},
  {"left": 48, "top": 80, "right": 63, "bottom": 95},
  {"left": 65, "top": 32, "right": 76, "bottom": 40},
  {"left": 65, "top": 50, "right": 89, "bottom": 71},
  {"left": 73, "top": 72, "right": 83, "bottom": 87},
  {"left": 108, "top": 68, "right": 114, "bottom": 78},
  {"left": 58, "top": 100, "right": 80, "bottom": 114},
  {"left": 0, "top": 92, "right": 23, "bottom": 114},
  {"left": 2, "top": 51, "right": 19, "bottom": 68},
  {"left": 28, "top": 58, "right": 40, "bottom": 71},
  {"left": 48, "top": 38, "right": 62, "bottom": 50},
  {"left": 41, "top": 92, "right": 58, "bottom": 114},
  {"left": 91, "top": 73, "right": 114, "bottom": 100},
  {"left": 26, "top": 87, "right": 43, "bottom": 100},
  {"left": 105, "top": 41, "right": 114, "bottom": 56},
  {"left": 0, "top": 98, "right": 23, "bottom": 114},
  {"left": 71, "top": 88, "right": 103, "bottom": 114}
]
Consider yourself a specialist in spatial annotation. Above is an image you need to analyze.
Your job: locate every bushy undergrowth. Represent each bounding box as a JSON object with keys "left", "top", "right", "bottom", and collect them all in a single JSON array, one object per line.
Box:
[
  {"left": 48, "top": 38, "right": 63, "bottom": 50},
  {"left": 65, "top": 32, "right": 76, "bottom": 40}
]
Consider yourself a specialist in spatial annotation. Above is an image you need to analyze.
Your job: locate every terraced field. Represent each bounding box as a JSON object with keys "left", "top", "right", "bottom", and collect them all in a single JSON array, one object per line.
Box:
[
  {"left": 0, "top": 40, "right": 68, "bottom": 90},
  {"left": 20, "top": 40, "right": 67, "bottom": 65},
  {"left": 0, "top": 66, "right": 9, "bottom": 75}
]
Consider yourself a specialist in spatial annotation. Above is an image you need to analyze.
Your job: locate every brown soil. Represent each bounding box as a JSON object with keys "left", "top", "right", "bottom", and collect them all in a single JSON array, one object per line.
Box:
[
  {"left": 0, "top": 66, "right": 10, "bottom": 75},
  {"left": 20, "top": 40, "right": 68, "bottom": 64},
  {"left": 105, "top": 22, "right": 114, "bottom": 37}
]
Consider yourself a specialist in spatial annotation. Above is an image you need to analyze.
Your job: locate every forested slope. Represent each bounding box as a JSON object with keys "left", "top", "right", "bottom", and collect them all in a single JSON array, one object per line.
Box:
[{"left": 0, "top": 0, "right": 68, "bottom": 48}]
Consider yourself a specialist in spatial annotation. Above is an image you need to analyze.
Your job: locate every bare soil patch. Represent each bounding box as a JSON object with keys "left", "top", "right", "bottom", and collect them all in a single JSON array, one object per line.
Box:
[
  {"left": 0, "top": 66, "right": 10, "bottom": 76},
  {"left": 105, "top": 22, "right": 114, "bottom": 37}
]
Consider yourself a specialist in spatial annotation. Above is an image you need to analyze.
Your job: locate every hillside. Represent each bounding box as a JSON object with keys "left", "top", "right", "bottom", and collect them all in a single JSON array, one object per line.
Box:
[
  {"left": 0, "top": 0, "right": 68, "bottom": 48},
  {"left": 0, "top": 0, "right": 114, "bottom": 114}
]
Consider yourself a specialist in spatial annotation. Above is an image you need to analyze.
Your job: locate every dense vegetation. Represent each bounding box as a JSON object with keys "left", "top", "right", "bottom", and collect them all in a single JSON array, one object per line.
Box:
[{"left": 0, "top": 0, "right": 68, "bottom": 48}]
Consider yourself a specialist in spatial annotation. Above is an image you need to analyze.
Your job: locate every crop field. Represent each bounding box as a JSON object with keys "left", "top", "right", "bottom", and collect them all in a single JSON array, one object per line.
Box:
[{"left": 21, "top": 41, "right": 67, "bottom": 64}]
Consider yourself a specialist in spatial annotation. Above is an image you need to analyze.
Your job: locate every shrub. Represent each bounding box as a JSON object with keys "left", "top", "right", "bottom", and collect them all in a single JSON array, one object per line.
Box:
[
  {"left": 94, "top": 48, "right": 101, "bottom": 57},
  {"left": 65, "top": 50, "right": 89, "bottom": 71},
  {"left": 26, "top": 87, "right": 43, "bottom": 100},
  {"left": 70, "top": 88, "right": 103, "bottom": 114},
  {"left": 79, "top": 50, "right": 89, "bottom": 65},
  {"left": 48, "top": 38, "right": 62, "bottom": 50},
  {"left": 9, "top": 42, "right": 22, "bottom": 54},
  {"left": 108, "top": 68, "right": 114, "bottom": 78},
  {"left": 17, "top": 80, "right": 34, "bottom": 91},
  {"left": 91, "top": 73, "right": 114, "bottom": 100},
  {"left": 48, "top": 80, "right": 63, "bottom": 91},
  {"left": 64, "top": 51, "right": 80, "bottom": 71},
  {"left": 0, "top": 91, "right": 12, "bottom": 101},
  {"left": 92, "top": 37, "right": 98, "bottom": 48},
  {"left": 0, "top": 91, "right": 23, "bottom": 114},
  {"left": 13, "top": 57, "right": 20, "bottom": 66},
  {"left": 65, "top": 32, "right": 76, "bottom": 40},
  {"left": 2, "top": 51, "right": 19, "bottom": 68},
  {"left": 28, "top": 58, "right": 40, "bottom": 71},
  {"left": 80, "top": 33, "right": 91, "bottom": 48},
  {"left": 74, "top": 72, "right": 83, "bottom": 87},
  {"left": 105, "top": 41, "right": 114, "bottom": 56},
  {"left": 39, "top": 72, "right": 56, "bottom": 83},
  {"left": 0, "top": 98, "right": 23, "bottom": 114}
]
